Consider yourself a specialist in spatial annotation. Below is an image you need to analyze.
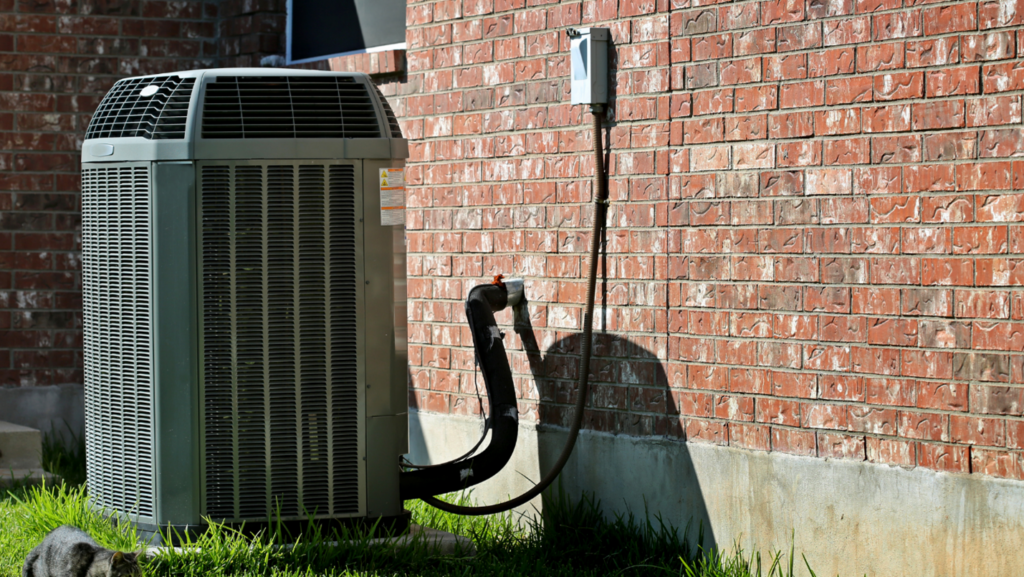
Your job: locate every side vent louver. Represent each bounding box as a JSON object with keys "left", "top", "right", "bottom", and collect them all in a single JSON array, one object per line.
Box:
[
  {"left": 202, "top": 77, "right": 382, "bottom": 139},
  {"left": 81, "top": 165, "right": 156, "bottom": 521},
  {"left": 85, "top": 76, "right": 195, "bottom": 140},
  {"left": 374, "top": 86, "right": 403, "bottom": 138}
]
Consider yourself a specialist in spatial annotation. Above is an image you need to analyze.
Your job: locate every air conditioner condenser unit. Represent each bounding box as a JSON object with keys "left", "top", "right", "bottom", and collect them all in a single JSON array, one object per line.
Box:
[{"left": 80, "top": 69, "right": 410, "bottom": 538}]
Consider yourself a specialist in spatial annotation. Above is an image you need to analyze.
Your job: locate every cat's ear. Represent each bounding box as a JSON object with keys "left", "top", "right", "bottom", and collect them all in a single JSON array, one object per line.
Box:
[{"left": 111, "top": 552, "right": 124, "bottom": 564}]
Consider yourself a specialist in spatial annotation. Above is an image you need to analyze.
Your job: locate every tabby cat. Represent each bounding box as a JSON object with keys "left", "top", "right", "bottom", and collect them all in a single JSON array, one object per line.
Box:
[{"left": 22, "top": 525, "right": 141, "bottom": 577}]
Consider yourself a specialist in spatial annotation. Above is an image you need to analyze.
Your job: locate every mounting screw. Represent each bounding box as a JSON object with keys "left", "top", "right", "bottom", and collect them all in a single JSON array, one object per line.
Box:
[{"left": 365, "top": 280, "right": 370, "bottom": 285}]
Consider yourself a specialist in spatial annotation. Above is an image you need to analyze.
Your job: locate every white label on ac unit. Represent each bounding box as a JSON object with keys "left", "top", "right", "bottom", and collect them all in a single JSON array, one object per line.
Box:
[{"left": 379, "top": 168, "right": 405, "bottom": 227}]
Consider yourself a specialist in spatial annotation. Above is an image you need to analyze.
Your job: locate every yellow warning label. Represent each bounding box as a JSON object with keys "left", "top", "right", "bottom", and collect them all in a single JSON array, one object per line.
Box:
[
  {"left": 380, "top": 168, "right": 404, "bottom": 189},
  {"left": 379, "top": 168, "right": 405, "bottom": 227}
]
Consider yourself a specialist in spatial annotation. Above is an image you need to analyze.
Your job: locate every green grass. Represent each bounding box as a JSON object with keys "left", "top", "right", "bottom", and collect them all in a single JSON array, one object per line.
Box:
[
  {"left": 0, "top": 436, "right": 819, "bottom": 576},
  {"left": 1, "top": 482, "right": 817, "bottom": 577}
]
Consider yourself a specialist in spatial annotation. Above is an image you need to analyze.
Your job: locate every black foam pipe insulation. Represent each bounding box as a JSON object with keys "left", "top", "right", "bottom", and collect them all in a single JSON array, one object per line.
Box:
[{"left": 398, "top": 282, "right": 520, "bottom": 500}]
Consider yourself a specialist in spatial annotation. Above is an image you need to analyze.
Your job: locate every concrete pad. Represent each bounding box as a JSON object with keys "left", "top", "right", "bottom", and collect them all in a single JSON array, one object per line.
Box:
[
  {"left": 0, "top": 469, "right": 56, "bottom": 490},
  {"left": 386, "top": 524, "right": 476, "bottom": 556},
  {"left": 0, "top": 420, "right": 43, "bottom": 470},
  {"left": 145, "top": 524, "right": 475, "bottom": 558}
]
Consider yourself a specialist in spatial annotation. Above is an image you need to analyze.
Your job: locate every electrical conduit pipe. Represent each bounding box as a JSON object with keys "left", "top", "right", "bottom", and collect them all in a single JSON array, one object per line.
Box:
[{"left": 399, "top": 105, "right": 609, "bottom": 515}]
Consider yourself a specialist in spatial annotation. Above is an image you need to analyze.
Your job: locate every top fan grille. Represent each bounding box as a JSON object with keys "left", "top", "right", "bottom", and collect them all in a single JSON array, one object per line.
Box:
[
  {"left": 201, "top": 76, "right": 382, "bottom": 139},
  {"left": 85, "top": 76, "right": 195, "bottom": 140}
]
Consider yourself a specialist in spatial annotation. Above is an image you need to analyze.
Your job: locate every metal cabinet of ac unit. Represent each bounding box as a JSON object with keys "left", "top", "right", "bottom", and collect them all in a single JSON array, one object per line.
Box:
[{"left": 80, "top": 69, "right": 409, "bottom": 538}]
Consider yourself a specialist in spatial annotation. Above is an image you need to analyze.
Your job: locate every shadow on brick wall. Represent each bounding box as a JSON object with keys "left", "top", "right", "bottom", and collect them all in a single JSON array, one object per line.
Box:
[
  {"left": 516, "top": 313, "right": 715, "bottom": 550},
  {"left": 408, "top": 307, "right": 717, "bottom": 550}
]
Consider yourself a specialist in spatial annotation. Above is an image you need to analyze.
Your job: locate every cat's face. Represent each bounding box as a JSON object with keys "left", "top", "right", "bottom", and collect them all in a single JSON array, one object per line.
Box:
[{"left": 106, "top": 551, "right": 142, "bottom": 577}]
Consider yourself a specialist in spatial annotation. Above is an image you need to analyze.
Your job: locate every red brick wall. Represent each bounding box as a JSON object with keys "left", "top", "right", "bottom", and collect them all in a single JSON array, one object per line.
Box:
[
  {"left": 365, "top": 0, "right": 1024, "bottom": 481},
  {"left": 0, "top": 0, "right": 297, "bottom": 387},
  {"left": 218, "top": 0, "right": 287, "bottom": 67},
  {"left": 8, "top": 0, "right": 1024, "bottom": 482}
]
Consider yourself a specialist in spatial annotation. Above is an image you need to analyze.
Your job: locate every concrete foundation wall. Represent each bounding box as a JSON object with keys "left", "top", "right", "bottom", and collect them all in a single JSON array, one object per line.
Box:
[
  {"left": 410, "top": 409, "right": 1024, "bottom": 577},
  {"left": 0, "top": 384, "right": 84, "bottom": 436}
]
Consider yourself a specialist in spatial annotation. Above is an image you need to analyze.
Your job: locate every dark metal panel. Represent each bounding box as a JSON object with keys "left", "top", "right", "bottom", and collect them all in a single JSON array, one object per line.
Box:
[
  {"left": 152, "top": 161, "right": 202, "bottom": 525},
  {"left": 287, "top": 0, "right": 406, "bottom": 64},
  {"left": 365, "top": 414, "right": 407, "bottom": 518}
]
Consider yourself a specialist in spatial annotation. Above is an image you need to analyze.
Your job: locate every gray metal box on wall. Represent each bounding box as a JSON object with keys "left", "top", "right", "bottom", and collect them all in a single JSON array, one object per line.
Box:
[
  {"left": 80, "top": 70, "right": 409, "bottom": 535},
  {"left": 569, "top": 28, "right": 609, "bottom": 107}
]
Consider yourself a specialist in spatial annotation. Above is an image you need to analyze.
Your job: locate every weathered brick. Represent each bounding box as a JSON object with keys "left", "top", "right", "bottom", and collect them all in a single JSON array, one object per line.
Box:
[
  {"left": 916, "top": 442, "right": 969, "bottom": 473},
  {"left": 971, "top": 384, "right": 1024, "bottom": 414},
  {"left": 770, "top": 427, "right": 816, "bottom": 456},
  {"left": 817, "top": 432, "right": 866, "bottom": 460},
  {"left": 954, "top": 352, "right": 1011, "bottom": 382},
  {"left": 971, "top": 448, "right": 1023, "bottom": 479},
  {"left": 922, "top": 4, "right": 977, "bottom": 36},
  {"left": 951, "top": 415, "right": 1005, "bottom": 446},
  {"left": 918, "top": 382, "right": 969, "bottom": 412},
  {"left": 867, "top": 437, "right": 915, "bottom": 467}
]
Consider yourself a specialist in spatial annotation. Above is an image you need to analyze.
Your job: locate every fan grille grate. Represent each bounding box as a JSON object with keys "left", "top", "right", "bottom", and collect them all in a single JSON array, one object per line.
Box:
[
  {"left": 81, "top": 166, "right": 156, "bottom": 520},
  {"left": 201, "top": 163, "right": 361, "bottom": 520},
  {"left": 201, "top": 76, "right": 382, "bottom": 139},
  {"left": 85, "top": 76, "right": 195, "bottom": 140}
]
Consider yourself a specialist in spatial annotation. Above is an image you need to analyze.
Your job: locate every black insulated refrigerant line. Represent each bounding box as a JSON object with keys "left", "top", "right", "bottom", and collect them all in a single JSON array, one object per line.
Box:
[
  {"left": 399, "top": 105, "right": 610, "bottom": 515},
  {"left": 398, "top": 279, "right": 521, "bottom": 500}
]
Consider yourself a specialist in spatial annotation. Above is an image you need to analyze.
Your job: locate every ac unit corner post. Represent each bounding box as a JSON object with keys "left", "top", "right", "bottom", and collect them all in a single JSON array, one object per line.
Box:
[{"left": 80, "top": 69, "right": 410, "bottom": 541}]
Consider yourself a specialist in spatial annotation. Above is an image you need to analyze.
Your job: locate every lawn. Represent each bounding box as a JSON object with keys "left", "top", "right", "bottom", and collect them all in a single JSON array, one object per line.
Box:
[{"left": 0, "top": 432, "right": 817, "bottom": 576}]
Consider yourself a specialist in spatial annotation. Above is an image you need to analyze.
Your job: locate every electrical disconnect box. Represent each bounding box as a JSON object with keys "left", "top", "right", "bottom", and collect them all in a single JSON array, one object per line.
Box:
[{"left": 568, "top": 27, "right": 609, "bottom": 107}]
